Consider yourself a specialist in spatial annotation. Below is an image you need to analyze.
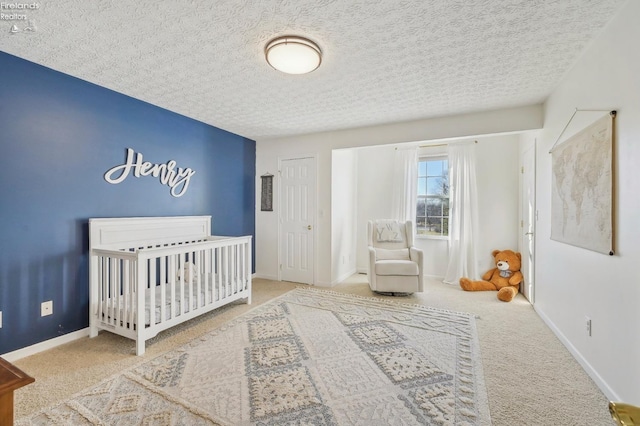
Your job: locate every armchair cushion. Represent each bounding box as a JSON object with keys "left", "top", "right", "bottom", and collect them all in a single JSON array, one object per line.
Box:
[
  {"left": 375, "top": 260, "right": 419, "bottom": 276},
  {"left": 375, "top": 248, "right": 410, "bottom": 261}
]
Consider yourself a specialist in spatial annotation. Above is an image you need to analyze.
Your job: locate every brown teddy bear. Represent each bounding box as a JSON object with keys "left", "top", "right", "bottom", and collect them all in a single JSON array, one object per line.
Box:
[{"left": 459, "top": 249, "right": 523, "bottom": 302}]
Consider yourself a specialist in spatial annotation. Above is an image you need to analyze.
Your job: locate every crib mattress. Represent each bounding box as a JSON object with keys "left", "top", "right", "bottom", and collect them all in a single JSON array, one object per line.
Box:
[
  {"left": 146, "top": 280, "right": 216, "bottom": 325},
  {"left": 100, "top": 276, "right": 242, "bottom": 327}
]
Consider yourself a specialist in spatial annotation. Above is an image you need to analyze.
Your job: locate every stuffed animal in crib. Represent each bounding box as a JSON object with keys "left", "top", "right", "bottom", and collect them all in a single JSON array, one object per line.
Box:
[
  {"left": 176, "top": 261, "right": 199, "bottom": 283},
  {"left": 459, "top": 249, "right": 523, "bottom": 302}
]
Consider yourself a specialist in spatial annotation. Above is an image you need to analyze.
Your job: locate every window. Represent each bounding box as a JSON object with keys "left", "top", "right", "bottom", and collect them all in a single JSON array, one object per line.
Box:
[{"left": 416, "top": 157, "right": 449, "bottom": 237}]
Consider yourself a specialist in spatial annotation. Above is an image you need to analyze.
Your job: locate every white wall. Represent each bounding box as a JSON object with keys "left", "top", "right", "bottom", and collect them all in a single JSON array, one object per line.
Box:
[
  {"left": 474, "top": 135, "right": 521, "bottom": 271},
  {"left": 354, "top": 144, "right": 396, "bottom": 273},
  {"left": 255, "top": 105, "right": 542, "bottom": 286},
  {"left": 536, "top": 0, "right": 640, "bottom": 404},
  {"left": 352, "top": 135, "right": 520, "bottom": 279},
  {"left": 331, "top": 149, "right": 358, "bottom": 283}
]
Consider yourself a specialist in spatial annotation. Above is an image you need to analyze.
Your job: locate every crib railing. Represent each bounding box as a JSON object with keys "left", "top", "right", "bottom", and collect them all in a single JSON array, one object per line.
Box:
[{"left": 89, "top": 235, "right": 252, "bottom": 354}]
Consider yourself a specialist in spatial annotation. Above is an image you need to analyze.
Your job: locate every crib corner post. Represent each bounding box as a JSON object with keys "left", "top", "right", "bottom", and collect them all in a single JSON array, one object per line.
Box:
[
  {"left": 89, "top": 323, "right": 99, "bottom": 338},
  {"left": 89, "top": 253, "right": 99, "bottom": 338},
  {"left": 246, "top": 237, "right": 252, "bottom": 305},
  {"left": 136, "top": 340, "right": 146, "bottom": 356},
  {"left": 136, "top": 255, "right": 147, "bottom": 356}
]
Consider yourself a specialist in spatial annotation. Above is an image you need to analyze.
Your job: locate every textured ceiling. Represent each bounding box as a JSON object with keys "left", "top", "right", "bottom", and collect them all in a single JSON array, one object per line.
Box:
[{"left": 0, "top": 0, "right": 627, "bottom": 140}]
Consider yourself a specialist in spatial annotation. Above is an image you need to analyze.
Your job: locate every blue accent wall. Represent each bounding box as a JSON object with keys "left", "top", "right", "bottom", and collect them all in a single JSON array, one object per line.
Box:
[{"left": 0, "top": 52, "right": 255, "bottom": 354}]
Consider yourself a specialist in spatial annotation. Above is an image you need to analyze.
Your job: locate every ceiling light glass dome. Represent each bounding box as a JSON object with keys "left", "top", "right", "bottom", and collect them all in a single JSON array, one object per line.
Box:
[{"left": 265, "top": 36, "right": 322, "bottom": 75}]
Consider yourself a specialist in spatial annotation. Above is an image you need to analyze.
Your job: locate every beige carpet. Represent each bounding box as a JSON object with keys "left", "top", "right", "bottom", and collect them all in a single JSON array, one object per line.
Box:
[{"left": 13, "top": 277, "right": 614, "bottom": 425}]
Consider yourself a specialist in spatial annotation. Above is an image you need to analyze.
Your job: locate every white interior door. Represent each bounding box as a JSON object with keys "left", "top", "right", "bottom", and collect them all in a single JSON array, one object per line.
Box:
[
  {"left": 280, "top": 157, "right": 316, "bottom": 284},
  {"left": 520, "top": 143, "right": 536, "bottom": 303}
]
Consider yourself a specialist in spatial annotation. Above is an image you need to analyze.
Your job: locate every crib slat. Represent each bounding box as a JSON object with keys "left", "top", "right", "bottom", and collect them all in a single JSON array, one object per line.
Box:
[
  {"left": 149, "top": 258, "right": 156, "bottom": 326},
  {"left": 235, "top": 243, "right": 240, "bottom": 295},
  {"left": 109, "top": 259, "right": 116, "bottom": 327},
  {"left": 98, "top": 256, "right": 104, "bottom": 319},
  {"left": 101, "top": 257, "right": 107, "bottom": 325},
  {"left": 116, "top": 259, "right": 121, "bottom": 327},
  {"left": 196, "top": 250, "right": 202, "bottom": 309},
  {"left": 160, "top": 256, "right": 166, "bottom": 325},
  {"left": 245, "top": 242, "right": 249, "bottom": 292},
  {"left": 238, "top": 244, "right": 245, "bottom": 291},
  {"left": 118, "top": 260, "right": 124, "bottom": 328},
  {"left": 136, "top": 257, "right": 146, "bottom": 355},
  {"left": 129, "top": 259, "right": 134, "bottom": 328},
  {"left": 179, "top": 253, "right": 185, "bottom": 315},
  {"left": 187, "top": 252, "right": 191, "bottom": 314},
  {"left": 204, "top": 247, "right": 211, "bottom": 304},
  {"left": 130, "top": 260, "right": 136, "bottom": 329},
  {"left": 131, "top": 259, "right": 136, "bottom": 329},
  {"left": 105, "top": 258, "right": 110, "bottom": 326},
  {"left": 122, "top": 259, "right": 129, "bottom": 329},
  {"left": 229, "top": 245, "right": 233, "bottom": 296},
  {"left": 225, "top": 246, "right": 230, "bottom": 298},
  {"left": 233, "top": 244, "right": 237, "bottom": 295},
  {"left": 247, "top": 239, "right": 252, "bottom": 303},
  {"left": 216, "top": 247, "right": 222, "bottom": 301},
  {"left": 169, "top": 255, "right": 176, "bottom": 319},
  {"left": 214, "top": 247, "right": 217, "bottom": 299},
  {"left": 230, "top": 245, "right": 235, "bottom": 295}
]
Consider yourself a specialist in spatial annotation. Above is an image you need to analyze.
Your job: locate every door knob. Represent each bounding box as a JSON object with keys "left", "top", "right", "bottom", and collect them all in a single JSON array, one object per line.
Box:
[{"left": 307, "top": 225, "right": 312, "bottom": 230}]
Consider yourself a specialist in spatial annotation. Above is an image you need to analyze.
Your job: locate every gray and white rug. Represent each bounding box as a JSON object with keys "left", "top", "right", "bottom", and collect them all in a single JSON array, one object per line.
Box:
[{"left": 19, "top": 288, "right": 491, "bottom": 425}]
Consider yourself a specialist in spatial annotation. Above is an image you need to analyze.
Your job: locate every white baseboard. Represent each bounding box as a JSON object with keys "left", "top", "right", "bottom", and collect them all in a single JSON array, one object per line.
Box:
[
  {"left": 2, "top": 328, "right": 90, "bottom": 362},
  {"left": 425, "top": 274, "right": 445, "bottom": 281},
  {"left": 534, "top": 305, "right": 619, "bottom": 402},
  {"left": 253, "top": 273, "right": 333, "bottom": 287},
  {"left": 252, "top": 273, "right": 279, "bottom": 281},
  {"left": 332, "top": 268, "right": 357, "bottom": 285},
  {"left": 357, "top": 269, "right": 444, "bottom": 282}
]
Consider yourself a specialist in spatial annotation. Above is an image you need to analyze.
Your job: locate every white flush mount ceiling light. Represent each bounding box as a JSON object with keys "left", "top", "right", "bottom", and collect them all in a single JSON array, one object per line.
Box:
[{"left": 265, "top": 36, "right": 322, "bottom": 75}]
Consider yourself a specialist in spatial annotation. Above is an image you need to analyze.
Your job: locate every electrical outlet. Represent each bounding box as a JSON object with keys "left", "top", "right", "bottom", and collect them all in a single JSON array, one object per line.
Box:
[
  {"left": 41, "top": 301, "right": 53, "bottom": 317},
  {"left": 585, "top": 317, "right": 592, "bottom": 336}
]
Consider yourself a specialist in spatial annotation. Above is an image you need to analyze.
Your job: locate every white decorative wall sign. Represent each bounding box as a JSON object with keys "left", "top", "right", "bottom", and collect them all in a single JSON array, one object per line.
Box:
[{"left": 104, "top": 148, "right": 196, "bottom": 197}]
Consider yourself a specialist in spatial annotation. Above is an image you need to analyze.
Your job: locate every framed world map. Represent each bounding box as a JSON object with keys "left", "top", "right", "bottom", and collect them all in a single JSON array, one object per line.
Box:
[{"left": 550, "top": 112, "right": 615, "bottom": 255}]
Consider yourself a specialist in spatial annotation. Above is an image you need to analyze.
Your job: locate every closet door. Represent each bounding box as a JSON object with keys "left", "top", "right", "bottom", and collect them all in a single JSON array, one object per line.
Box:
[{"left": 279, "top": 156, "right": 316, "bottom": 284}]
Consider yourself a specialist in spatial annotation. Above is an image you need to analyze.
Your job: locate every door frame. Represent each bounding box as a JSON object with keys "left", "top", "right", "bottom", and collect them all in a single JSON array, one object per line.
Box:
[
  {"left": 277, "top": 154, "right": 318, "bottom": 285},
  {"left": 519, "top": 139, "right": 536, "bottom": 303}
]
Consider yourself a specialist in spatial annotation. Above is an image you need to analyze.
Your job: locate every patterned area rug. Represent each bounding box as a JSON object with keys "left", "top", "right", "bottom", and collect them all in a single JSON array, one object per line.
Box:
[{"left": 18, "top": 288, "right": 491, "bottom": 425}]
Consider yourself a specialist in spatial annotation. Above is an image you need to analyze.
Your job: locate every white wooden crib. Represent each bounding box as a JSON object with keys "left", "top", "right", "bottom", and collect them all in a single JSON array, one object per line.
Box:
[{"left": 89, "top": 216, "right": 252, "bottom": 355}]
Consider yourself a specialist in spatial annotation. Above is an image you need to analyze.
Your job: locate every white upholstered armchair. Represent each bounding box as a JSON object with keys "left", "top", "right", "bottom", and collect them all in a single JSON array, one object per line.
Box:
[{"left": 367, "top": 220, "right": 424, "bottom": 294}]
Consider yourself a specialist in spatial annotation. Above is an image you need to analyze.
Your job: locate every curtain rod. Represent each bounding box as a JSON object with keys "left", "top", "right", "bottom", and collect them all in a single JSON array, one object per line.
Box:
[
  {"left": 418, "top": 140, "right": 477, "bottom": 148},
  {"left": 394, "top": 140, "right": 478, "bottom": 150}
]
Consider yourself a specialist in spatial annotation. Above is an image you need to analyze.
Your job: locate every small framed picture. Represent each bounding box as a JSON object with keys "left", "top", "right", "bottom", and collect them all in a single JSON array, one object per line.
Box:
[{"left": 260, "top": 173, "right": 274, "bottom": 211}]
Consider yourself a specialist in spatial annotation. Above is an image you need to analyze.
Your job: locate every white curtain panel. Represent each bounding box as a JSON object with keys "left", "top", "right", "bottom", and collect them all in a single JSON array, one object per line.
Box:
[
  {"left": 443, "top": 141, "right": 480, "bottom": 285},
  {"left": 391, "top": 147, "right": 418, "bottom": 223}
]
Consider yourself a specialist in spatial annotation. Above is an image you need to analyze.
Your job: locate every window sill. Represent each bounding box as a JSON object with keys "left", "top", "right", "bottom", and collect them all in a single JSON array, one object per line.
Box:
[{"left": 416, "top": 235, "right": 448, "bottom": 241}]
